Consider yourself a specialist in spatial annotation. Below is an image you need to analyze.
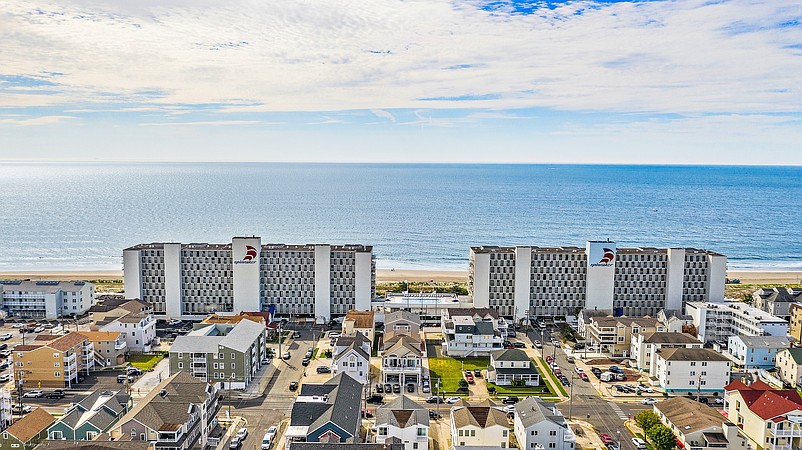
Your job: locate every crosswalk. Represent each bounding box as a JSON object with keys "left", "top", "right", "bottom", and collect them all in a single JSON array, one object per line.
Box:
[{"left": 608, "top": 402, "right": 629, "bottom": 421}]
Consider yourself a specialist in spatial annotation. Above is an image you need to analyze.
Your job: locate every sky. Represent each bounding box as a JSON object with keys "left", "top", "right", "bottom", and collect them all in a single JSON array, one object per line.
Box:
[{"left": 1, "top": 0, "right": 801, "bottom": 164}]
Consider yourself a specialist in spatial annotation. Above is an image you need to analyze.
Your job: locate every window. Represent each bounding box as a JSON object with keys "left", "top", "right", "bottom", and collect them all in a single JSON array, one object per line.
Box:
[
  {"left": 378, "top": 427, "right": 387, "bottom": 436},
  {"left": 231, "top": 363, "right": 235, "bottom": 369},
  {"left": 470, "top": 430, "right": 476, "bottom": 437},
  {"left": 503, "top": 430, "right": 508, "bottom": 437},
  {"left": 549, "top": 444, "right": 556, "bottom": 448},
  {"left": 86, "top": 431, "right": 98, "bottom": 440},
  {"left": 178, "top": 362, "right": 183, "bottom": 369},
  {"left": 413, "top": 444, "right": 418, "bottom": 450},
  {"left": 231, "top": 353, "right": 235, "bottom": 359},
  {"left": 550, "top": 431, "right": 557, "bottom": 436},
  {"left": 531, "top": 431, "right": 538, "bottom": 436},
  {"left": 178, "top": 352, "right": 183, "bottom": 358},
  {"left": 55, "top": 371, "right": 61, "bottom": 377},
  {"left": 219, "top": 353, "right": 224, "bottom": 359},
  {"left": 459, "top": 430, "right": 464, "bottom": 437},
  {"left": 417, "top": 428, "right": 426, "bottom": 437}
]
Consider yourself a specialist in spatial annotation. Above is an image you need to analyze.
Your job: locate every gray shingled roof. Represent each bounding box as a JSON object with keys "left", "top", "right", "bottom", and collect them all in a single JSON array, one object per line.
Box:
[
  {"left": 514, "top": 397, "right": 565, "bottom": 428},
  {"left": 383, "top": 337, "right": 421, "bottom": 358},
  {"left": 375, "top": 395, "right": 429, "bottom": 428},
  {"left": 119, "top": 371, "right": 211, "bottom": 433},
  {"left": 335, "top": 338, "right": 371, "bottom": 363},
  {"left": 291, "top": 373, "right": 363, "bottom": 438},
  {"left": 658, "top": 348, "right": 731, "bottom": 362},
  {"left": 58, "top": 390, "right": 128, "bottom": 432},
  {"left": 170, "top": 335, "right": 222, "bottom": 354},
  {"left": 734, "top": 335, "right": 792, "bottom": 348},
  {"left": 491, "top": 349, "right": 529, "bottom": 362},
  {"left": 221, "top": 319, "right": 264, "bottom": 353},
  {"left": 385, "top": 310, "right": 420, "bottom": 326},
  {"left": 474, "top": 321, "right": 496, "bottom": 336}
]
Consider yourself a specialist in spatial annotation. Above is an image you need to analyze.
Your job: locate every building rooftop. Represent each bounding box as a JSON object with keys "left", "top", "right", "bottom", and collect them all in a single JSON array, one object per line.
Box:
[
  {"left": 376, "top": 395, "right": 429, "bottom": 428},
  {"left": 344, "top": 310, "right": 375, "bottom": 329},
  {"left": 640, "top": 332, "right": 701, "bottom": 344},
  {"left": 5, "top": 407, "right": 55, "bottom": 443},
  {"left": 725, "top": 380, "right": 802, "bottom": 420},
  {"left": 470, "top": 244, "right": 724, "bottom": 257},
  {"left": 451, "top": 405, "right": 509, "bottom": 429},
  {"left": 655, "top": 397, "right": 732, "bottom": 435},
  {"left": 0, "top": 280, "right": 90, "bottom": 293},
  {"left": 732, "top": 335, "right": 792, "bottom": 348},
  {"left": 125, "top": 242, "right": 372, "bottom": 252},
  {"left": 658, "top": 348, "right": 730, "bottom": 362},
  {"left": 291, "top": 373, "right": 363, "bottom": 440},
  {"left": 514, "top": 396, "right": 566, "bottom": 428},
  {"left": 491, "top": 349, "right": 530, "bottom": 362}
]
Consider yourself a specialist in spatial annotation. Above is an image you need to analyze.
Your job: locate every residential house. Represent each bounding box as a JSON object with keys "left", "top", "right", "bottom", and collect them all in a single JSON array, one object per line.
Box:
[
  {"left": 0, "top": 280, "right": 95, "bottom": 319},
  {"left": 14, "top": 332, "right": 94, "bottom": 388},
  {"left": 111, "top": 371, "right": 223, "bottom": 450},
  {"left": 654, "top": 348, "right": 731, "bottom": 393},
  {"left": 375, "top": 395, "right": 430, "bottom": 450},
  {"left": 776, "top": 348, "right": 802, "bottom": 388},
  {"left": 169, "top": 319, "right": 267, "bottom": 388},
  {"left": 686, "top": 301, "right": 788, "bottom": 344},
  {"left": 656, "top": 309, "right": 695, "bottom": 333},
  {"left": 0, "top": 408, "right": 55, "bottom": 450},
  {"left": 486, "top": 349, "right": 540, "bottom": 386},
  {"left": 442, "top": 308, "right": 507, "bottom": 357},
  {"left": 753, "top": 288, "right": 802, "bottom": 321},
  {"left": 789, "top": 303, "right": 802, "bottom": 344},
  {"left": 288, "top": 444, "right": 404, "bottom": 450},
  {"left": 35, "top": 441, "right": 154, "bottom": 450},
  {"left": 724, "top": 380, "right": 802, "bottom": 450},
  {"left": 727, "top": 335, "right": 791, "bottom": 371},
  {"left": 286, "top": 373, "right": 363, "bottom": 444},
  {"left": 654, "top": 396, "right": 746, "bottom": 450},
  {"left": 382, "top": 293, "right": 467, "bottom": 327},
  {"left": 382, "top": 337, "right": 422, "bottom": 385},
  {"left": 77, "top": 332, "right": 126, "bottom": 368},
  {"left": 91, "top": 299, "right": 156, "bottom": 353},
  {"left": 47, "top": 390, "right": 131, "bottom": 440},
  {"left": 384, "top": 311, "right": 422, "bottom": 344},
  {"left": 450, "top": 402, "right": 510, "bottom": 448},
  {"left": 343, "top": 310, "right": 376, "bottom": 343},
  {"left": 333, "top": 337, "right": 371, "bottom": 384},
  {"left": 334, "top": 332, "right": 372, "bottom": 357},
  {"left": 513, "top": 396, "right": 575, "bottom": 450},
  {"left": 583, "top": 316, "right": 665, "bottom": 357},
  {"left": 630, "top": 332, "right": 703, "bottom": 373}
]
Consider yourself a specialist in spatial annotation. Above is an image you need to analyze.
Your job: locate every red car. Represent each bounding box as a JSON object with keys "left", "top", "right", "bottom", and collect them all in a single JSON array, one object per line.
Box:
[
  {"left": 580, "top": 373, "right": 589, "bottom": 382},
  {"left": 600, "top": 434, "right": 614, "bottom": 445},
  {"left": 554, "top": 369, "right": 562, "bottom": 376},
  {"left": 465, "top": 371, "right": 475, "bottom": 384}
]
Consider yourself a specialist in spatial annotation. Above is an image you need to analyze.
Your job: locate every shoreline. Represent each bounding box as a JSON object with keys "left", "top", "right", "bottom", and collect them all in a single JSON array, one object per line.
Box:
[{"left": 0, "top": 269, "right": 800, "bottom": 284}]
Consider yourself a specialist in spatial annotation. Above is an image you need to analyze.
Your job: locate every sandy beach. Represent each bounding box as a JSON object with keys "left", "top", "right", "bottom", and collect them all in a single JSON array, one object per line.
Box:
[{"left": 0, "top": 269, "right": 799, "bottom": 285}]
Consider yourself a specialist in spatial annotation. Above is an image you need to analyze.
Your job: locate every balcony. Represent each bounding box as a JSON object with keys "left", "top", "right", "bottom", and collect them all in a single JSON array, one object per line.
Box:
[
  {"left": 771, "top": 429, "right": 802, "bottom": 438},
  {"left": 192, "top": 357, "right": 207, "bottom": 364},
  {"left": 383, "top": 365, "right": 422, "bottom": 373},
  {"left": 63, "top": 353, "right": 77, "bottom": 364},
  {"left": 114, "top": 341, "right": 127, "bottom": 350}
]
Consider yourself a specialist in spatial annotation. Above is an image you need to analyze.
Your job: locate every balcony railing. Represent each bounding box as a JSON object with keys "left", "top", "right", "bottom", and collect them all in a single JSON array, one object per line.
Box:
[
  {"left": 115, "top": 342, "right": 127, "bottom": 350},
  {"left": 771, "top": 429, "right": 802, "bottom": 437}
]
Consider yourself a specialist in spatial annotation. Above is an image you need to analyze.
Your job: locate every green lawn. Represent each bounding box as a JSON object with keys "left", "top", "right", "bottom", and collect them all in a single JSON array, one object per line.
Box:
[
  {"left": 428, "top": 357, "right": 489, "bottom": 394},
  {"left": 311, "top": 348, "right": 320, "bottom": 359},
  {"left": 128, "top": 353, "right": 164, "bottom": 371}
]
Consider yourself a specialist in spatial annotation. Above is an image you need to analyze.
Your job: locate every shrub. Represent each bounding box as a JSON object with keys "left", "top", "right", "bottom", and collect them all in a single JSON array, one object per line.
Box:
[{"left": 647, "top": 424, "right": 677, "bottom": 450}]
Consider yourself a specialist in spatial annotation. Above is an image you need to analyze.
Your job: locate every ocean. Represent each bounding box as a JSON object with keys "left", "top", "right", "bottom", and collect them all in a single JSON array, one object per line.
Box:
[{"left": 0, "top": 162, "right": 800, "bottom": 272}]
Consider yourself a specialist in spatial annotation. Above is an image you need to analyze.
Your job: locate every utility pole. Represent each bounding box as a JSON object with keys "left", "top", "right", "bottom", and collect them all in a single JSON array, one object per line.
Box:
[{"left": 278, "top": 322, "right": 282, "bottom": 362}]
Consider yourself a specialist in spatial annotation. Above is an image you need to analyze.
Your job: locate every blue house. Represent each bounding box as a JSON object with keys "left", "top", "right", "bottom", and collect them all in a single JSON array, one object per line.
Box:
[
  {"left": 47, "top": 390, "right": 131, "bottom": 441},
  {"left": 726, "top": 335, "right": 792, "bottom": 370}
]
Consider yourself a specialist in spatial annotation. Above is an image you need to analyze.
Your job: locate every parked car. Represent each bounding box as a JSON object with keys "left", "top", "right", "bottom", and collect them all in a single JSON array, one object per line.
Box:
[
  {"left": 0, "top": 362, "right": 9, "bottom": 371},
  {"left": 293, "top": 331, "right": 301, "bottom": 338},
  {"left": 375, "top": 383, "right": 384, "bottom": 393},
  {"left": 282, "top": 352, "right": 291, "bottom": 360},
  {"left": 406, "top": 383, "right": 415, "bottom": 393},
  {"left": 301, "top": 358, "right": 310, "bottom": 366},
  {"left": 0, "top": 333, "right": 11, "bottom": 341},
  {"left": 600, "top": 434, "right": 614, "bottom": 445},
  {"left": 33, "top": 326, "right": 45, "bottom": 333},
  {"left": 579, "top": 373, "right": 589, "bottom": 382},
  {"left": 0, "top": 374, "right": 12, "bottom": 383},
  {"left": 534, "top": 340, "right": 542, "bottom": 348},
  {"left": 714, "top": 397, "right": 724, "bottom": 404},
  {"left": 384, "top": 383, "right": 393, "bottom": 393},
  {"left": 46, "top": 390, "right": 66, "bottom": 399},
  {"left": 367, "top": 394, "right": 384, "bottom": 404},
  {"left": 262, "top": 426, "right": 277, "bottom": 450},
  {"left": 392, "top": 384, "right": 401, "bottom": 393},
  {"left": 513, "top": 342, "right": 526, "bottom": 348},
  {"left": 426, "top": 396, "right": 443, "bottom": 404},
  {"left": 12, "top": 404, "right": 32, "bottom": 414},
  {"left": 261, "top": 358, "right": 272, "bottom": 365},
  {"left": 641, "top": 398, "right": 658, "bottom": 405},
  {"left": 428, "top": 410, "right": 441, "bottom": 419},
  {"left": 422, "top": 380, "right": 431, "bottom": 393},
  {"left": 566, "top": 356, "right": 575, "bottom": 363},
  {"left": 473, "top": 369, "right": 482, "bottom": 377},
  {"left": 502, "top": 396, "right": 519, "bottom": 404},
  {"left": 23, "top": 390, "right": 44, "bottom": 398},
  {"left": 632, "top": 438, "right": 647, "bottom": 450},
  {"left": 289, "top": 381, "right": 298, "bottom": 391},
  {"left": 236, "top": 428, "right": 248, "bottom": 440},
  {"left": 573, "top": 343, "right": 585, "bottom": 350},
  {"left": 229, "top": 437, "right": 242, "bottom": 450},
  {"left": 329, "top": 332, "right": 341, "bottom": 338},
  {"left": 168, "top": 319, "right": 182, "bottom": 326},
  {"left": 445, "top": 396, "right": 461, "bottom": 404},
  {"left": 574, "top": 367, "right": 584, "bottom": 374},
  {"left": 316, "top": 366, "right": 331, "bottom": 374},
  {"left": 609, "top": 366, "right": 623, "bottom": 374},
  {"left": 127, "top": 367, "right": 143, "bottom": 376},
  {"left": 305, "top": 349, "right": 313, "bottom": 358}
]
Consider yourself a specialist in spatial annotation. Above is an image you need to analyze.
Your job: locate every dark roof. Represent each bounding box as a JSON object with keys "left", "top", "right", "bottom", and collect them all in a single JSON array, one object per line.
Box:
[
  {"left": 291, "top": 373, "right": 363, "bottom": 438},
  {"left": 120, "top": 371, "right": 212, "bottom": 432},
  {"left": 35, "top": 441, "right": 153, "bottom": 450},
  {"left": 447, "top": 308, "right": 500, "bottom": 319},
  {"left": 658, "top": 348, "right": 730, "bottom": 362},
  {"left": 58, "top": 390, "right": 128, "bottom": 432},
  {"left": 288, "top": 444, "right": 404, "bottom": 450},
  {"left": 474, "top": 321, "right": 496, "bottom": 335},
  {"left": 376, "top": 395, "right": 428, "bottom": 428},
  {"left": 754, "top": 287, "right": 802, "bottom": 303},
  {"left": 783, "top": 348, "right": 802, "bottom": 365},
  {"left": 640, "top": 332, "right": 700, "bottom": 344},
  {"left": 491, "top": 349, "right": 530, "bottom": 362},
  {"left": 335, "top": 338, "right": 371, "bottom": 362}
]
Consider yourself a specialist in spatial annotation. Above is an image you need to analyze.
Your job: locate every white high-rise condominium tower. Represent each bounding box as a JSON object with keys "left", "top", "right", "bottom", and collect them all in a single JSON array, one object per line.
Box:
[
  {"left": 123, "top": 236, "right": 375, "bottom": 320},
  {"left": 469, "top": 241, "right": 727, "bottom": 320}
]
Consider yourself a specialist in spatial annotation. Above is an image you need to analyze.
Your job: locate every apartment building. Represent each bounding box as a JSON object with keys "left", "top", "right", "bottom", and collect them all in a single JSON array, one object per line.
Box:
[
  {"left": 776, "top": 348, "right": 802, "bottom": 387},
  {"left": 654, "top": 397, "right": 746, "bottom": 450},
  {"left": 724, "top": 380, "right": 802, "bottom": 450},
  {"left": 15, "top": 332, "right": 95, "bottom": 388},
  {"left": 90, "top": 298, "right": 156, "bottom": 353},
  {"left": 686, "top": 301, "right": 789, "bottom": 343},
  {"left": 513, "top": 397, "right": 576, "bottom": 450},
  {"left": 654, "top": 348, "right": 731, "bottom": 393},
  {"left": 286, "top": 373, "right": 364, "bottom": 444},
  {"left": 583, "top": 316, "right": 666, "bottom": 357},
  {"left": 469, "top": 241, "right": 727, "bottom": 319},
  {"left": 77, "top": 331, "right": 126, "bottom": 367},
  {"left": 727, "top": 335, "right": 791, "bottom": 371},
  {"left": 0, "top": 280, "right": 95, "bottom": 319},
  {"left": 442, "top": 308, "right": 507, "bottom": 357},
  {"left": 111, "top": 371, "right": 223, "bottom": 450},
  {"left": 169, "top": 319, "right": 267, "bottom": 388},
  {"left": 450, "top": 402, "right": 510, "bottom": 448},
  {"left": 753, "top": 287, "right": 802, "bottom": 321},
  {"left": 375, "top": 395, "right": 430, "bottom": 450},
  {"left": 123, "top": 237, "right": 375, "bottom": 320},
  {"left": 789, "top": 303, "right": 802, "bottom": 344},
  {"left": 630, "top": 332, "right": 702, "bottom": 373},
  {"left": 47, "top": 390, "right": 131, "bottom": 440}
]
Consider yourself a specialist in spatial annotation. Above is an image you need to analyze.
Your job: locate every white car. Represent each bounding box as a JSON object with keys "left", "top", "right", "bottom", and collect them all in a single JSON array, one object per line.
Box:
[
  {"left": 168, "top": 319, "right": 182, "bottom": 326},
  {"left": 714, "top": 397, "right": 724, "bottom": 404},
  {"left": 33, "top": 326, "right": 45, "bottom": 333},
  {"left": 445, "top": 396, "right": 461, "bottom": 404},
  {"left": 0, "top": 333, "right": 12, "bottom": 340},
  {"left": 503, "top": 405, "right": 515, "bottom": 414},
  {"left": 262, "top": 426, "right": 278, "bottom": 449},
  {"left": 329, "top": 332, "right": 341, "bottom": 338},
  {"left": 641, "top": 398, "right": 658, "bottom": 405},
  {"left": 23, "top": 390, "right": 44, "bottom": 398},
  {"left": 236, "top": 427, "right": 248, "bottom": 440},
  {"left": 574, "top": 367, "right": 584, "bottom": 374},
  {"left": 11, "top": 324, "right": 23, "bottom": 329},
  {"left": 0, "top": 374, "right": 12, "bottom": 383}
]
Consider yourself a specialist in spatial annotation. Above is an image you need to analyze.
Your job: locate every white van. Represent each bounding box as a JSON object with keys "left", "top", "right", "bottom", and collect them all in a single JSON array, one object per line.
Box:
[
  {"left": 632, "top": 438, "right": 647, "bottom": 449},
  {"left": 262, "top": 426, "right": 277, "bottom": 449}
]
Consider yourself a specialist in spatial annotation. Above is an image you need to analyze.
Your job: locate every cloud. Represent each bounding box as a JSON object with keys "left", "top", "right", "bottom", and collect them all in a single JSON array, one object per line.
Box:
[
  {"left": 137, "top": 120, "right": 263, "bottom": 126},
  {"left": 370, "top": 109, "right": 396, "bottom": 122},
  {"left": 0, "top": 115, "right": 74, "bottom": 125},
  {"left": 0, "top": 0, "right": 799, "bottom": 116}
]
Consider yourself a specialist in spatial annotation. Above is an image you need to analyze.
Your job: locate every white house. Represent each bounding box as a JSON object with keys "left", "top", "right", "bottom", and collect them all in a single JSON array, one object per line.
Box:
[
  {"left": 514, "top": 397, "right": 576, "bottom": 450},
  {"left": 442, "top": 308, "right": 506, "bottom": 357},
  {"left": 334, "top": 332, "right": 372, "bottom": 357},
  {"left": 654, "top": 348, "right": 731, "bottom": 393},
  {"left": 654, "top": 396, "right": 747, "bottom": 450},
  {"left": 450, "top": 403, "right": 510, "bottom": 449},
  {"left": 487, "top": 349, "right": 540, "bottom": 386},
  {"left": 382, "top": 337, "right": 422, "bottom": 385},
  {"left": 375, "top": 395, "right": 430, "bottom": 450},
  {"left": 332, "top": 338, "right": 370, "bottom": 383},
  {"left": 630, "top": 332, "right": 703, "bottom": 373}
]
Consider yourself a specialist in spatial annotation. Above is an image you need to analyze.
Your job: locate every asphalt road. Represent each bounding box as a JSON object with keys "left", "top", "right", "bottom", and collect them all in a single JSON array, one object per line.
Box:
[{"left": 528, "top": 326, "right": 649, "bottom": 450}]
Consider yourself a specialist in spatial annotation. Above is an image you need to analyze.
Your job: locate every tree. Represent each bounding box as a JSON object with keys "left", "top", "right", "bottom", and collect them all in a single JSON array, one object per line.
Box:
[
  {"left": 647, "top": 424, "right": 677, "bottom": 450},
  {"left": 634, "top": 410, "right": 661, "bottom": 432}
]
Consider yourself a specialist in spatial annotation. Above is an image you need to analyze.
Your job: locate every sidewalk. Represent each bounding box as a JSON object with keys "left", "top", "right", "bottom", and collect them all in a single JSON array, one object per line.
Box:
[
  {"left": 130, "top": 358, "right": 170, "bottom": 401},
  {"left": 567, "top": 418, "right": 607, "bottom": 450}
]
